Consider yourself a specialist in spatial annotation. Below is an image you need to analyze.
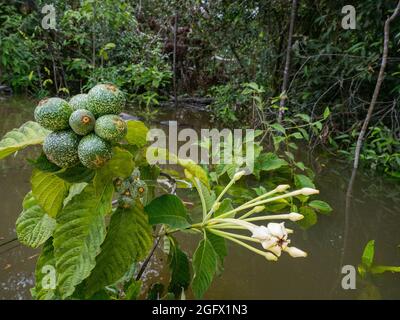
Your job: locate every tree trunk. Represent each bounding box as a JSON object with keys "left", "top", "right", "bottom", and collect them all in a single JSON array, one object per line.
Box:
[
  {"left": 173, "top": 12, "right": 178, "bottom": 109},
  {"left": 353, "top": 1, "right": 400, "bottom": 169},
  {"left": 278, "top": 0, "right": 298, "bottom": 123}
]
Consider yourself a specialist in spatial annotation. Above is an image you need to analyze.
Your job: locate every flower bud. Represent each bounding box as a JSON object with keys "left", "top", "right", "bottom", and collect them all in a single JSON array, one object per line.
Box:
[
  {"left": 253, "top": 206, "right": 265, "bottom": 213},
  {"left": 289, "top": 212, "right": 304, "bottom": 221},
  {"left": 233, "top": 170, "right": 246, "bottom": 181},
  {"left": 276, "top": 184, "right": 290, "bottom": 192},
  {"left": 285, "top": 246, "right": 307, "bottom": 258},
  {"left": 264, "top": 252, "right": 278, "bottom": 261},
  {"left": 300, "top": 187, "right": 319, "bottom": 196}
]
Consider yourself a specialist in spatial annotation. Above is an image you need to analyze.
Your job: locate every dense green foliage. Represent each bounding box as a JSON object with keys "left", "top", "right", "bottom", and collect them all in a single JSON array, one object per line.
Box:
[{"left": 1, "top": 0, "right": 398, "bottom": 176}]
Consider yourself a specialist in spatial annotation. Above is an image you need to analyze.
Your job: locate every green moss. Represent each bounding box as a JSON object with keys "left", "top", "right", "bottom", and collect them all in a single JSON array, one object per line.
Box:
[
  {"left": 69, "top": 94, "right": 90, "bottom": 111},
  {"left": 43, "top": 130, "right": 80, "bottom": 168},
  {"left": 34, "top": 98, "right": 73, "bottom": 131},
  {"left": 94, "top": 115, "right": 127, "bottom": 142},
  {"left": 87, "top": 84, "right": 125, "bottom": 117},
  {"left": 69, "top": 109, "right": 95, "bottom": 136},
  {"left": 78, "top": 134, "right": 112, "bottom": 169}
]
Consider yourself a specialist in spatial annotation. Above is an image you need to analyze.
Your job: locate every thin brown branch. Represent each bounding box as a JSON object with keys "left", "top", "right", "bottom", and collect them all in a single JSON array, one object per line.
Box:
[{"left": 353, "top": 1, "right": 400, "bottom": 169}]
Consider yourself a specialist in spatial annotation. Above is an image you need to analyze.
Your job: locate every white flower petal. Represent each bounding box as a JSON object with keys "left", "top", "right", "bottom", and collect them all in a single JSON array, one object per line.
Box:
[
  {"left": 285, "top": 246, "right": 307, "bottom": 258},
  {"left": 251, "top": 226, "right": 271, "bottom": 240},
  {"left": 261, "top": 238, "right": 277, "bottom": 250},
  {"left": 267, "top": 222, "right": 287, "bottom": 238},
  {"left": 267, "top": 244, "right": 282, "bottom": 257}
]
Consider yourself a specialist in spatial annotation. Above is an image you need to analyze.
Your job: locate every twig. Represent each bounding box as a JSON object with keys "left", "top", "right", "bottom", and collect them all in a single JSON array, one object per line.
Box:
[
  {"left": 353, "top": 1, "right": 400, "bottom": 169},
  {"left": 278, "top": 0, "right": 298, "bottom": 123}
]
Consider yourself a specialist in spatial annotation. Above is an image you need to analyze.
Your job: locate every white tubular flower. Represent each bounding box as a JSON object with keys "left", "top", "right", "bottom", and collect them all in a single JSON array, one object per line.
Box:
[
  {"left": 284, "top": 246, "right": 308, "bottom": 258},
  {"left": 300, "top": 187, "right": 319, "bottom": 196},
  {"left": 288, "top": 212, "right": 304, "bottom": 221}
]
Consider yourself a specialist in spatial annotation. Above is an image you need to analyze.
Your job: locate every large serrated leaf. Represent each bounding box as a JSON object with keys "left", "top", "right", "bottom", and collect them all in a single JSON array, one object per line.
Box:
[
  {"left": 206, "top": 231, "right": 227, "bottom": 273},
  {"left": 16, "top": 192, "right": 56, "bottom": 248},
  {"left": 31, "top": 238, "right": 57, "bottom": 300},
  {"left": 31, "top": 169, "right": 69, "bottom": 218},
  {"left": 168, "top": 237, "right": 191, "bottom": 296},
  {"left": 84, "top": 204, "right": 152, "bottom": 297},
  {"left": 0, "top": 121, "right": 50, "bottom": 160},
  {"left": 125, "top": 120, "right": 149, "bottom": 147},
  {"left": 192, "top": 238, "right": 217, "bottom": 299},
  {"left": 53, "top": 182, "right": 113, "bottom": 299},
  {"left": 145, "top": 194, "right": 190, "bottom": 229}
]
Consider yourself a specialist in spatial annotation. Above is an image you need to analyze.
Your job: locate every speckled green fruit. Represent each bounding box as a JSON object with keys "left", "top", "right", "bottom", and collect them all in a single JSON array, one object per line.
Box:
[
  {"left": 34, "top": 97, "right": 73, "bottom": 131},
  {"left": 78, "top": 134, "right": 112, "bottom": 169},
  {"left": 69, "top": 109, "right": 95, "bottom": 136},
  {"left": 87, "top": 84, "right": 125, "bottom": 117},
  {"left": 69, "top": 94, "right": 90, "bottom": 111},
  {"left": 94, "top": 115, "right": 127, "bottom": 142},
  {"left": 43, "top": 130, "right": 80, "bottom": 168}
]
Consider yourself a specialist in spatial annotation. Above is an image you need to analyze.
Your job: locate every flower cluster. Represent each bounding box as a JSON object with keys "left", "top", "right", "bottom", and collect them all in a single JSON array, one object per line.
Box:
[{"left": 195, "top": 170, "right": 319, "bottom": 261}]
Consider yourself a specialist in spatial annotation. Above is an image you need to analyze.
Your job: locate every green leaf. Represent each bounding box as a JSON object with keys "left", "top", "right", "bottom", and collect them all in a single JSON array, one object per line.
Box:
[
  {"left": 16, "top": 192, "right": 56, "bottom": 248},
  {"left": 0, "top": 121, "right": 50, "bottom": 160},
  {"left": 361, "top": 240, "right": 375, "bottom": 269},
  {"left": 295, "top": 161, "right": 306, "bottom": 171},
  {"left": 180, "top": 159, "right": 210, "bottom": 189},
  {"left": 56, "top": 165, "right": 95, "bottom": 183},
  {"left": 63, "top": 183, "right": 88, "bottom": 206},
  {"left": 125, "top": 120, "right": 149, "bottom": 147},
  {"left": 309, "top": 200, "right": 333, "bottom": 214},
  {"left": 53, "top": 183, "right": 113, "bottom": 298},
  {"left": 215, "top": 198, "right": 234, "bottom": 217},
  {"left": 254, "top": 152, "right": 288, "bottom": 178},
  {"left": 125, "top": 280, "right": 142, "bottom": 300},
  {"left": 297, "top": 206, "right": 317, "bottom": 229},
  {"left": 168, "top": 238, "right": 191, "bottom": 296},
  {"left": 27, "top": 153, "right": 60, "bottom": 173},
  {"left": 290, "top": 132, "right": 303, "bottom": 140},
  {"left": 294, "top": 174, "right": 316, "bottom": 189},
  {"left": 107, "top": 147, "right": 134, "bottom": 178},
  {"left": 270, "top": 123, "right": 286, "bottom": 134},
  {"left": 31, "top": 238, "right": 57, "bottom": 300},
  {"left": 206, "top": 231, "right": 227, "bottom": 273},
  {"left": 323, "top": 107, "right": 330, "bottom": 120},
  {"left": 370, "top": 265, "right": 400, "bottom": 274},
  {"left": 295, "top": 113, "right": 311, "bottom": 123},
  {"left": 31, "top": 169, "right": 69, "bottom": 218},
  {"left": 145, "top": 194, "right": 190, "bottom": 229},
  {"left": 192, "top": 238, "right": 217, "bottom": 299},
  {"left": 84, "top": 204, "right": 152, "bottom": 297}
]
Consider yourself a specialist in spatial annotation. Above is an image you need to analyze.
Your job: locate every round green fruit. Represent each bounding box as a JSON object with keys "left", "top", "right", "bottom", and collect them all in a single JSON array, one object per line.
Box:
[
  {"left": 94, "top": 115, "right": 127, "bottom": 142},
  {"left": 34, "top": 97, "right": 72, "bottom": 131},
  {"left": 43, "top": 130, "right": 80, "bottom": 168},
  {"left": 69, "top": 94, "right": 90, "bottom": 111},
  {"left": 69, "top": 109, "right": 95, "bottom": 135},
  {"left": 78, "top": 134, "right": 112, "bottom": 169},
  {"left": 87, "top": 84, "right": 125, "bottom": 117}
]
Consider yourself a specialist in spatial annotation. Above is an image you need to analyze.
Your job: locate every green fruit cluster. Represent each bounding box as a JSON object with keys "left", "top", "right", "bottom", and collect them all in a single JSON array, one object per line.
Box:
[
  {"left": 114, "top": 169, "right": 147, "bottom": 209},
  {"left": 35, "top": 83, "right": 127, "bottom": 169}
]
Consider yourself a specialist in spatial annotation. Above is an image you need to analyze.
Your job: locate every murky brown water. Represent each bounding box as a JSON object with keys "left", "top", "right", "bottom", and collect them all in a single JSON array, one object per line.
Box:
[{"left": 0, "top": 97, "right": 399, "bottom": 300}]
